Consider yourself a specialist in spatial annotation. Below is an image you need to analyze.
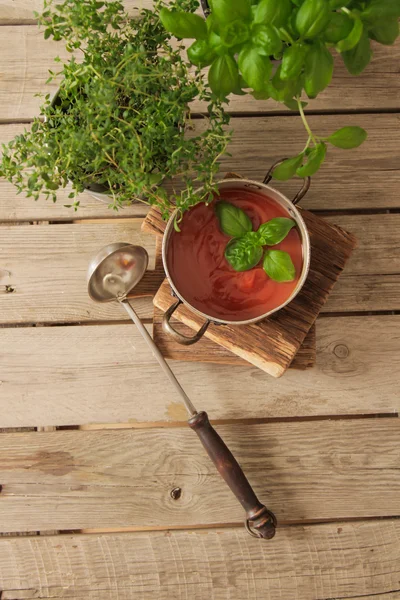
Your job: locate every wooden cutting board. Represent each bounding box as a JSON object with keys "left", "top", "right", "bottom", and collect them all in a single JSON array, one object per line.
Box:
[{"left": 144, "top": 205, "right": 357, "bottom": 378}]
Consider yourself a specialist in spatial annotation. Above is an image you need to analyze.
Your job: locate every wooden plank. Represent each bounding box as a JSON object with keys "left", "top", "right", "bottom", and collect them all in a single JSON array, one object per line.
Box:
[
  {"left": 0, "top": 418, "right": 399, "bottom": 531},
  {"left": 0, "top": 221, "right": 157, "bottom": 324},
  {"left": 2, "top": 114, "right": 399, "bottom": 222},
  {"left": 1, "top": 520, "right": 400, "bottom": 599},
  {"left": 3, "top": 213, "right": 397, "bottom": 325},
  {"left": 1, "top": 315, "right": 399, "bottom": 427},
  {"left": 0, "top": 25, "right": 399, "bottom": 120},
  {"left": 0, "top": 0, "right": 151, "bottom": 24}
]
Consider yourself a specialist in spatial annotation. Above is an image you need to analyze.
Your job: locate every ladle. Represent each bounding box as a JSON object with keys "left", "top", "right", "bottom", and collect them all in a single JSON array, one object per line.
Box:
[{"left": 87, "top": 243, "right": 277, "bottom": 539}]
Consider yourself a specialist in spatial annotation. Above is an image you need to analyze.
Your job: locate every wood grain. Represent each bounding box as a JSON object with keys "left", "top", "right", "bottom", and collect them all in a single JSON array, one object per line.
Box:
[
  {"left": 0, "top": 220, "right": 157, "bottom": 324},
  {"left": 1, "top": 520, "right": 400, "bottom": 599},
  {"left": 152, "top": 208, "right": 357, "bottom": 377},
  {"left": 1, "top": 115, "right": 400, "bottom": 221},
  {"left": 0, "top": 25, "right": 399, "bottom": 120},
  {"left": 0, "top": 0, "right": 151, "bottom": 24},
  {"left": 1, "top": 316, "right": 399, "bottom": 427},
  {"left": 0, "top": 418, "right": 399, "bottom": 531}
]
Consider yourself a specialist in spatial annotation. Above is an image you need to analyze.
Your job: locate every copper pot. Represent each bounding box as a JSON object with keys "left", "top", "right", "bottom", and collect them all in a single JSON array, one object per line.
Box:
[{"left": 161, "top": 163, "right": 311, "bottom": 345}]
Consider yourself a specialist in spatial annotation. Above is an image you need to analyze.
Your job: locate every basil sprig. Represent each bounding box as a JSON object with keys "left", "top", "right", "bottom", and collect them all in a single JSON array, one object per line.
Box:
[
  {"left": 216, "top": 201, "right": 296, "bottom": 282},
  {"left": 159, "top": 0, "right": 397, "bottom": 181}
]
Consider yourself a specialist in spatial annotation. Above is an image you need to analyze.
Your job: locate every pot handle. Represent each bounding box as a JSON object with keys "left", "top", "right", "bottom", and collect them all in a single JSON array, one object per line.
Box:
[
  {"left": 263, "top": 158, "right": 311, "bottom": 205},
  {"left": 162, "top": 299, "right": 210, "bottom": 346}
]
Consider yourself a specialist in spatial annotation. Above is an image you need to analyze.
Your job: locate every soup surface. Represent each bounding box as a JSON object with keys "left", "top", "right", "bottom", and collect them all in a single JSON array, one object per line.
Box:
[{"left": 167, "top": 188, "right": 304, "bottom": 322}]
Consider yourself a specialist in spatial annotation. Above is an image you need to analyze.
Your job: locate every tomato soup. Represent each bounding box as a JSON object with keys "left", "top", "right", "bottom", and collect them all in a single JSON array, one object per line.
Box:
[{"left": 167, "top": 188, "right": 304, "bottom": 322}]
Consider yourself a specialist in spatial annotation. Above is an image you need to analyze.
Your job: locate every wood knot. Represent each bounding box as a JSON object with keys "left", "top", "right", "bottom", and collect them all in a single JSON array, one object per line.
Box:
[
  {"left": 170, "top": 487, "right": 182, "bottom": 500},
  {"left": 333, "top": 344, "right": 349, "bottom": 359}
]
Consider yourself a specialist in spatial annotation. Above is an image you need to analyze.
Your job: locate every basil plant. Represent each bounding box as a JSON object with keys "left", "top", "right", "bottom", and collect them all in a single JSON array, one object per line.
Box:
[{"left": 161, "top": 0, "right": 400, "bottom": 180}]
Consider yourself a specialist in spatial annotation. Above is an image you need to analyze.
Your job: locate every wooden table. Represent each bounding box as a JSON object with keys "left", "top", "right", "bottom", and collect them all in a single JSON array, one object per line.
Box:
[{"left": 1, "top": 3, "right": 400, "bottom": 598}]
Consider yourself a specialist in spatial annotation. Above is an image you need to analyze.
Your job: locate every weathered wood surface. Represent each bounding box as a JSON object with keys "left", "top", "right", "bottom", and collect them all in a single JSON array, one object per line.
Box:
[
  {"left": 0, "top": 25, "right": 399, "bottom": 120},
  {"left": 1, "top": 520, "right": 400, "bottom": 599},
  {"left": 1, "top": 114, "right": 400, "bottom": 221},
  {"left": 0, "top": 0, "right": 151, "bottom": 23},
  {"left": 0, "top": 220, "right": 157, "bottom": 324},
  {"left": 0, "top": 418, "right": 399, "bottom": 531},
  {"left": 1, "top": 316, "right": 399, "bottom": 427},
  {"left": 2, "top": 212, "right": 398, "bottom": 323}
]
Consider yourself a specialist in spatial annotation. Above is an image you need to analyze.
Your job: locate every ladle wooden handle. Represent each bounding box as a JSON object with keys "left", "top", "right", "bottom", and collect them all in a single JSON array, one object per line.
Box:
[{"left": 188, "top": 411, "right": 277, "bottom": 539}]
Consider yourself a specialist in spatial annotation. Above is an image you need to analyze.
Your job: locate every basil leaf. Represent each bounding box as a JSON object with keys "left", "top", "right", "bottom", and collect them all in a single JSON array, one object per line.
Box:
[
  {"left": 295, "top": 0, "right": 331, "bottom": 39},
  {"left": 327, "top": 126, "right": 367, "bottom": 149},
  {"left": 252, "top": 24, "right": 283, "bottom": 57},
  {"left": 252, "top": 88, "right": 271, "bottom": 99},
  {"left": 329, "top": 0, "right": 351, "bottom": 7},
  {"left": 258, "top": 217, "right": 296, "bottom": 245},
  {"left": 215, "top": 201, "right": 252, "bottom": 237},
  {"left": 272, "top": 154, "right": 304, "bottom": 180},
  {"left": 271, "top": 65, "right": 303, "bottom": 102},
  {"left": 209, "top": 0, "right": 251, "bottom": 25},
  {"left": 362, "top": 0, "right": 400, "bottom": 22},
  {"left": 263, "top": 250, "right": 296, "bottom": 282},
  {"left": 336, "top": 17, "right": 363, "bottom": 52},
  {"left": 238, "top": 46, "right": 272, "bottom": 92},
  {"left": 254, "top": 0, "right": 292, "bottom": 27},
  {"left": 369, "top": 18, "right": 399, "bottom": 46},
  {"left": 208, "top": 54, "right": 240, "bottom": 98},
  {"left": 304, "top": 41, "right": 333, "bottom": 98},
  {"left": 323, "top": 12, "right": 353, "bottom": 43},
  {"left": 159, "top": 8, "right": 207, "bottom": 40},
  {"left": 296, "top": 142, "right": 326, "bottom": 177},
  {"left": 187, "top": 39, "right": 217, "bottom": 66},
  {"left": 225, "top": 237, "right": 263, "bottom": 272},
  {"left": 281, "top": 43, "right": 308, "bottom": 80},
  {"left": 220, "top": 20, "right": 249, "bottom": 47},
  {"left": 342, "top": 30, "right": 371, "bottom": 75}
]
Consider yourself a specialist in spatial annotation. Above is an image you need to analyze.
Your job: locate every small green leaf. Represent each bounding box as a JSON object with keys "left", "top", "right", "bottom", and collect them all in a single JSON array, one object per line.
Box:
[
  {"left": 304, "top": 41, "right": 333, "bottom": 98},
  {"left": 284, "top": 98, "right": 308, "bottom": 111},
  {"left": 220, "top": 20, "right": 249, "bottom": 47},
  {"left": 252, "top": 24, "right": 282, "bottom": 57},
  {"left": 209, "top": 0, "right": 251, "bottom": 25},
  {"left": 295, "top": 0, "right": 331, "bottom": 39},
  {"left": 225, "top": 237, "right": 263, "bottom": 272},
  {"left": 327, "top": 126, "right": 367, "bottom": 149},
  {"left": 272, "top": 154, "right": 304, "bottom": 181},
  {"left": 159, "top": 8, "right": 207, "bottom": 40},
  {"left": 215, "top": 201, "right": 252, "bottom": 237},
  {"left": 369, "top": 18, "right": 399, "bottom": 46},
  {"left": 208, "top": 54, "right": 239, "bottom": 98},
  {"left": 238, "top": 46, "right": 271, "bottom": 92},
  {"left": 258, "top": 217, "right": 296, "bottom": 245},
  {"left": 254, "top": 0, "right": 292, "bottom": 28},
  {"left": 342, "top": 30, "right": 372, "bottom": 75},
  {"left": 263, "top": 250, "right": 296, "bottom": 282},
  {"left": 362, "top": 0, "right": 400, "bottom": 22},
  {"left": 336, "top": 17, "right": 363, "bottom": 52},
  {"left": 323, "top": 11, "right": 353, "bottom": 43},
  {"left": 187, "top": 39, "right": 217, "bottom": 66},
  {"left": 280, "top": 43, "right": 308, "bottom": 80},
  {"left": 296, "top": 142, "right": 327, "bottom": 177}
]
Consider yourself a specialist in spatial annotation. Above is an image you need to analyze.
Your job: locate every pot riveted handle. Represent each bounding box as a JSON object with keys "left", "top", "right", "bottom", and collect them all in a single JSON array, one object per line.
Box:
[
  {"left": 162, "top": 299, "right": 210, "bottom": 346},
  {"left": 188, "top": 411, "right": 277, "bottom": 540},
  {"left": 263, "top": 158, "right": 311, "bottom": 205}
]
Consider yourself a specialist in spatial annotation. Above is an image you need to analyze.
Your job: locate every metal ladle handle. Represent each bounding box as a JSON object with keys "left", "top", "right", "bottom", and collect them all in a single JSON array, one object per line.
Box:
[{"left": 120, "top": 299, "right": 277, "bottom": 539}]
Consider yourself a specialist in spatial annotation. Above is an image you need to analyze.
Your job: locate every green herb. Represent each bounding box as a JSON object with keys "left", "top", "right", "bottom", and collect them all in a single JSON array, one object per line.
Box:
[
  {"left": 215, "top": 201, "right": 253, "bottom": 237},
  {"left": 327, "top": 126, "right": 368, "bottom": 148},
  {"left": 217, "top": 201, "right": 296, "bottom": 281},
  {"left": 160, "top": 0, "right": 398, "bottom": 181},
  {"left": 263, "top": 250, "right": 296, "bottom": 282},
  {"left": 0, "top": 0, "right": 231, "bottom": 219},
  {"left": 225, "top": 236, "right": 264, "bottom": 271}
]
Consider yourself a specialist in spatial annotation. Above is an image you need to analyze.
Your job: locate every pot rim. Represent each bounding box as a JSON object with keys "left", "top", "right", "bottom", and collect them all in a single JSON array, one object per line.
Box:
[{"left": 161, "top": 178, "right": 311, "bottom": 326}]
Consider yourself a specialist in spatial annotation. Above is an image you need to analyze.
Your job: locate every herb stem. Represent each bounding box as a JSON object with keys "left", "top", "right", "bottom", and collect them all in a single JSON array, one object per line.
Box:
[{"left": 297, "top": 97, "right": 317, "bottom": 145}]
